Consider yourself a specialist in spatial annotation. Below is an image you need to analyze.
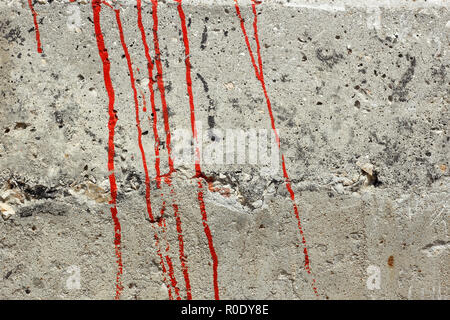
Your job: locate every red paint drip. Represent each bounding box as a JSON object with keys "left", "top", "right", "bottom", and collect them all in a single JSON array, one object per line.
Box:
[
  {"left": 151, "top": 0, "right": 175, "bottom": 174},
  {"left": 150, "top": 0, "right": 192, "bottom": 300},
  {"left": 91, "top": 0, "right": 123, "bottom": 300},
  {"left": 137, "top": 0, "right": 161, "bottom": 188},
  {"left": 115, "top": 8, "right": 179, "bottom": 300},
  {"left": 196, "top": 180, "right": 219, "bottom": 299},
  {"left": 160, "top": 202, "right": 181, "bottom": 300},
  {"left": 154, "top": 230, "right": 174, "bottom": 300},
  {"left": 139, "top": 88, "right": 147, "bottom": 112},
  {"left": 27, "top": 0, "right": 43, "bottom": 53},
  {"left": 165, "top": 176, "right": 192, "bottom": 299},
  {"left": 101, "top": 0, "right": 113, "bottom": 9},
  {"left": 234, "top": 0, "right": 319, "bottom": 297},
  {"left": 175, "top": 0, "right": 219, "bottom": 300},
  {"left": 136, "top": 0, "right": 192, "bottom": 299},
  {"left": 115, "top": 9, "right": 155, "bottom": 223},
  {"left": 165, "top": 253, "right": 181, "bottom": 300}
]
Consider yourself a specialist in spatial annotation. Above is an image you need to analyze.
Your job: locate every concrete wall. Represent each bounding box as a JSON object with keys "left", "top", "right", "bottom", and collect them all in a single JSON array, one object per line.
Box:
[{"left": 0, "top": 0, "right": 448, "bottom": 299}]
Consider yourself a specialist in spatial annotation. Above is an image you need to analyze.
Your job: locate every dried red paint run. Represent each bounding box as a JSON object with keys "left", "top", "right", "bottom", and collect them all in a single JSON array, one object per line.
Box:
[
  {"left": 150, "top": 0, "right": 193, "bottom": 300},
  {"left": 159, "top": 202, "right": 182, "bottom": 300},
  {"left": 136, "top": 0, "right": 191, "bottom": 299},
  {"left": 91, "top": 0, "right": 123, "bottom": 299},
  {"left": 162, "top": 175, "right": 192, "bottom": 300},
  {"left": 135, "top": 0, "right": 192, "bottom": 299},
  {"left": 114, "top": 8, "right": 180, "bottom": 300},
  {"left": 158, "top": 205, "right": 181, "bottom": 300},
  {"left": 151, "top": 0, "right": 175, "bottom": 174},
  {"left": 175, "top": 0, "right": 219, "bottom": 300},
  {"left": 136, "top": 0, "right": 192, "bottom": 299},
  {"left": 136, "top": 0, "right": 162, "bottom": 188},
  {"left": 141, "top": 94, "right": 178, "bottom": 300},
  {"left": 154, "top": 233, "right": 174, "bottom": 300},
  {"left": 27, "top": 0, "right": 42, "bottom": 53},
  {"left": 234, "top": 0, "right": 319, "bottom": 296},
  {"left": 114, "top": 8, "right": 155, "bottom": 224}
]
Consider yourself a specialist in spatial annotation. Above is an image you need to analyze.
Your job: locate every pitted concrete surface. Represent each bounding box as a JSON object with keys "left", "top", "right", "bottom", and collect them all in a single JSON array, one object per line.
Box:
[{"left": 0, "top": 0, "right": 448, "bottom": 299}]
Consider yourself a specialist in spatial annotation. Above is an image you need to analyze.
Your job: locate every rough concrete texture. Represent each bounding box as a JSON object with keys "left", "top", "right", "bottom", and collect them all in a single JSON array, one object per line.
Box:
[{"left": 0, "top": 0, "right": 449, "bottom": 300}]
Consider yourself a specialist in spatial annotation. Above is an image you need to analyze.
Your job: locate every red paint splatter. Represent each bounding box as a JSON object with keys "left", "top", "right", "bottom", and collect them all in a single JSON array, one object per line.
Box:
[
  {"left": 91, "top": 0, "right": 123, "bottom": 300},
  {"left": 234, "top": 0, "right": 319, "bottom": 297},
  {"left": 27, "top": 0, "right": 43, "bottom": 53},
  {"left": 175, "top": 0, "right": 219, "bottom": 300},
  {"left": 101, "top": 0, "right": 113, "bottom": 9}
]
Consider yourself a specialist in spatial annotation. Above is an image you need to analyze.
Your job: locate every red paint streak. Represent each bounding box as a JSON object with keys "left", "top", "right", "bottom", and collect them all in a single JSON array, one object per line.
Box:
[
  {"left": 115, "top": 8, "right": 180, "bottom": 300},
  {"left": 149, "top": 0, "right": 192, "bottom": 300},
  {"left": 175, "top": 0, "right": 219, "bottom": 300},
  {"left": 101, "top": 0, "right": 113, "bottom": 9},
  {"left": 27, "top": 0, "right": 43, "bottom": 53},
  {"left": 136, "top": 0, "right": 161, "bottom": 188},
  {"left": 196, "top": 180, "right": 219, "bottom": 299},
  {"left": 151, "top": 0, "right": 175, "bottom": 174},
  {"left": 165, "top": 176, "right": 192, "bottom": 299},
  {"left": 136, "top": 0, "right": 193, "bottom": 299},
  {"left": 115, "top": 9, "right": 155, "bottom": 223},
  {"left": 154, "top": 231, "right": 174, "bottom": 300},
  {"left": 159, "top": 202, "right": 181, "bottom": 300},
  {"left": 234, "top": 0, "right": 319, "bottom": 297},
  {"left": 91, "top": 0, "right": 123, "bottom": 299},
  {"left": 135, "top": 0, "right": 193, "bottom": 299},
  {"left": 152, "top": 174, "right": 193, "bottom": 300},
  {"left": 165, "top": 253, "right": 181, "bottom": 300}
]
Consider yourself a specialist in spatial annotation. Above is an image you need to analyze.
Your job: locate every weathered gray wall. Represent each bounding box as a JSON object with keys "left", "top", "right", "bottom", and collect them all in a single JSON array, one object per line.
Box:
[{"left": 0, "top": 0, "right": 448, "bottom": 299}]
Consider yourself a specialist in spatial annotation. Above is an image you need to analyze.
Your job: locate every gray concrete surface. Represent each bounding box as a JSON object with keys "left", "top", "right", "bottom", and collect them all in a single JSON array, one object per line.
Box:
[{"left": 0, "top": 0, "right": 448, "bottom": 299}]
